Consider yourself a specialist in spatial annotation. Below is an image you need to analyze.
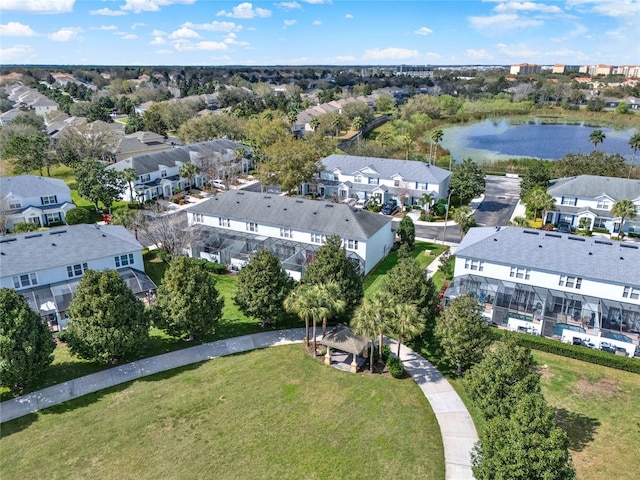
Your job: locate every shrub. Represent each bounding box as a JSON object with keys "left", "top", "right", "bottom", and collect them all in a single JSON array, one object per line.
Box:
[
  {"left": 48, "top": 221, "right": 64, "bottom": 227},
  {"left": 65, "top": 207, "right": 94, "bottom": 225},
  {"left": 386, "top": 356, "right": 405, "bottom": 378},
  {"left": 628, "top": 232, "right": 640, "bottom": 238},
  {"left": 190, "top": 258, "right": 227, "bottom": 274},
  {"left": 488, "top": 329, "right": 640, "bottom": 374},
  {"left": 425, "top": 214, "right": 435, "bottom": 222},
  {"left": 419, "top": 213, "right": 427, "bottom": 221},
  {"left": 593, "top": 227, "right": 610, "bottom": 234}
]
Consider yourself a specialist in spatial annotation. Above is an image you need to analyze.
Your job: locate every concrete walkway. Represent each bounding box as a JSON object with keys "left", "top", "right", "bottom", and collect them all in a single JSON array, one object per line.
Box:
[{"left": 0, "top": 329, "right": 477, "bottom": 480}]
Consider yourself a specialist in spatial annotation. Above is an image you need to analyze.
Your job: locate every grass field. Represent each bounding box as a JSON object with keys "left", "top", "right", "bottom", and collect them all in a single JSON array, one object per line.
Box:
[{"left": 0, "top": 346, "right": 445, "bottom": 480}]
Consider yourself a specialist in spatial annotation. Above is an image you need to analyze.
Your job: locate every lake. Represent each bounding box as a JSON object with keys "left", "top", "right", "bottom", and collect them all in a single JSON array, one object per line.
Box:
[{"left": 440, "top": 118, "right": 639, "bottom": 164}]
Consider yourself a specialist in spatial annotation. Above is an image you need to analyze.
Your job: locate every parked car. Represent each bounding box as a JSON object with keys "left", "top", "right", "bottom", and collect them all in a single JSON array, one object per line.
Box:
[
  {"left": 600, "top": 342, "right": 616, "bottom": 354},
  {"left": 343, "top": 198, "right": 357, "bottom": 207},
  {"left": 381, "top": 201, "right": 399, "bottom": 215},
  {"left": 602, "top": 331, "right": 634, "bottom": 343},
  {"left": 354, "top": 199, "right": 368, "bottom": 210},
  {"left": 556, "top": 222, "right": 571, "bottom": 233}
]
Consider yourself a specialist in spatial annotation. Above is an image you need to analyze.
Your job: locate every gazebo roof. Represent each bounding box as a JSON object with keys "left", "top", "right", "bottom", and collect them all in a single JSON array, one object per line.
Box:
[{"left": 322, "top": 324, "right": 369, "bottom": 356}]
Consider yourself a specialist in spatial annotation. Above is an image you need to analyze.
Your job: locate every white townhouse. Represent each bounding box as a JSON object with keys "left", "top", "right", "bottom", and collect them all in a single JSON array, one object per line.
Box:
[
  {"left": 186, "top": 190, "right": 395, "bottom": 280},
  {"left": 0, "top": 224, "right": 156, "bottom": 331},
  {"left": 308, "top": 154, "right": 450, "bottom": 207},
  {"left": 545, "top": 175, "right": 640, "bottom": 235},
  {"left": 0, "top": 175, "right": 76, "bottom": 231},
  {"left": 445, "top": 226, "right": 640, "bottom": 356},
  {"left": 107, "top": 139, "right": 250, "bottom": 202}
]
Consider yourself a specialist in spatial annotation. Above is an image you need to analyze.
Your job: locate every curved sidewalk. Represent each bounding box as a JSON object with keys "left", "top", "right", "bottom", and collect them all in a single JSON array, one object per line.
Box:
[{"left": 0, "top": 329, "right": 477, "bottom": 480}]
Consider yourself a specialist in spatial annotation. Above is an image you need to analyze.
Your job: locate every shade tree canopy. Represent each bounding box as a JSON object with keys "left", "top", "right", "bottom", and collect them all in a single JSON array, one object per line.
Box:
[{"left": 449, "top": 158, "right": 486, "bottom": 203}]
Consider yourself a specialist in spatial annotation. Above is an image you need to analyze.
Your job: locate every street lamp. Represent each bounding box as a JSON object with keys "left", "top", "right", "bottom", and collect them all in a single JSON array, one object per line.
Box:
[{"left": 441, "top": 189, "right": 454, "bottom": 245}]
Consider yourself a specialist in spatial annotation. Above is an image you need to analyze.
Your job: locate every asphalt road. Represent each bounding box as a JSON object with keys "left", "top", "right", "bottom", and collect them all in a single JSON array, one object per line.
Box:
[{"left": 399, "top": 175, "right": 522, "bottom": 243}]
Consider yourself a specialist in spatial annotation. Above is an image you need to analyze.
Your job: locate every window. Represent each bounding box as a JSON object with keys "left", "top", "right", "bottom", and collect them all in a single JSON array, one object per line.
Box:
[
  {"left": 280, "top": 228, "right": 292, "bottom": 238},
  {"left": 219, "top": 217, "right": 230, "bottom": 227},
  {"left": 41, "top": 195, "right": 57, "bottom": 205},
  {"left": 67, "top": 263, "right": 88, "bottom": 278},
  {"left": 12, "top": 273, "right": 37, "bottom": 289},
  {"left": 561, "top": 196, "right": 577, "bottom": 206},
  {"left": 596, "top": 199, "right": 610, "bottom": 209},
  {"left": 347, "top": 239, "right": 358, "bottom": 250},
  {"left": 354, "top": 175, "right": 362, "bottom": 183},
  {"left": 311, "top": 233, "right": 325, "bottom": 244},
  {"left": 193, "top": 213, "right": 203, "bottom": 223},
  {"left": 465, "top": 259, "right": 484, "bottom": 271},
  {"left": 509, "top": 266, "right": 530, "bottom": 279},
  {"left": 559, "top": 275, "right": 582, "bottom": 289},
  {"left": 114, "top": 254, "right": 134, "bottom": 268},
  {"left": 368, "top": 177, "right": 379, "bottom": 185},
  {"left": 594, "top": 217, "right": 607, "bottom": 229},
  {"left": 416, "top": 182, "right": 427, "bottom": 190},
  {"left": 161, "top": 170, "right": 167, "bottom": 178},
  {"left": 45, "top": 213, "right": 61, "bottom": 224},
  {"left": 8, "top": 199, "right": 21, "bottom": 209},
  {"left": 333, "top": 174, "right": 339, "bottom": 181},
  {"left": 623, "top": 286, "right": 640, "bottom": 300},
  {"left": 246, "top": 222, "right": 258, "bottom": 232},
  {"left": 394, "top": 179, "right": 400, "bottom": 187},
  {"left": 140, "top": 174, "right": 151, "bottom": 183}
]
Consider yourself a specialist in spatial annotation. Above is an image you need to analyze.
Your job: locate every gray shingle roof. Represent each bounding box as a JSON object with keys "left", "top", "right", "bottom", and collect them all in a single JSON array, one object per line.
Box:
[
  {"left": 547, "top": 175, "right": 640, "bottom": 201},
  {"left": 322, "top": 154, "right": 450, "bottom": 184},
  {"left": 456, "top": 226, "right": 640, "bottom": 286},
  {"left": 107, "top": 139, "right": 245, "bottom": 175},
  {"left": 0, "top": 175, "right": 70, "bottom": 198},
  {"left": 187, "top": 190, "right": 391, "bottom": 241},
  {"left": 0, "top": 224, "right": 142, "bottom": 278}
]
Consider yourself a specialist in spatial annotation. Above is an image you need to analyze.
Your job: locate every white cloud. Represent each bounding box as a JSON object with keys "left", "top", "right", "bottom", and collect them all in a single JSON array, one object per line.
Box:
[
  {"left": 223, "top": 33, "right": 250, "bottom": 46},
  {"left": 414, "top": 26, "right": 433, "bottom": 36},
  {"left": 466, "top": 49, "right": 494, "bottom": 60},
  {"left": 0, "top": 44, "right": 36, "bottom": 61},
  {"left": 330, "top": 55, "right": 356, "bottom": 62},
  {"left": 363, "top": 47, "right": 420, "bottom": 60},
  {"left": 156, "top": 49, "right": 173, "bottom": 55},
  {"left": 182, "top": 21, "right": 242, "bottom": 32},
  {"left": 120, "top": 34, "right": 138, "bottom": 40},
  {"left": 275, "top": 1, "right": 301, "bottom": 9},
  {"left": 283, "top": 19, "right": 298, "bottom": 27},
  {"left": 92, "top": 25, "right": 118, "bottom": 31},
  {"left": 90, "top": 8, "right": 127, "bottom": 16},
  {"left": 217, "top": 2, "right": 271, "bottom": 19},
  {"left": 152, "top": 29, "right": 167, "bottom": 36},
  {"left": 0, "top": 22, "right": 37, "bottom": 37},
  {"left": 168, "top": 27, "right": 201, "bottom": 39},
  {"left": 2, "top": 0, "right": 75, "bottom": 14},
  {"left": 122, "top": 0, "right": 197, "bottom": 14},
  {"left": 149, "top": 36, "right": 167, "bottom": 45},
  {"left": 494, "top": 1, "right": 563, "bottom": 14},
  {"left": 174, "top": 40, "right": 228, "bottom": 51},
  {"left": 48, "top": 27, "right": 82, "bottom": 42},
  {"left": 302, "top": 0, "right": 332, "bottom": 4},
  {"left": 131, "top": 23, "right": 146, "bottom": 29},
  {"left": 345, "top": 14, "right": 353, "bottom": 19},
  {"left": 551, "top": 23, "right": 588, "bottom": 42},
  {"left": 468, "top": 13, "right": 543, "bottom": 32},
  {"left": 565, "top": 0, "right": 640, "bottom": 18},
  {"left": 312, "top": 20, "right": 322, "bottom": 25}
]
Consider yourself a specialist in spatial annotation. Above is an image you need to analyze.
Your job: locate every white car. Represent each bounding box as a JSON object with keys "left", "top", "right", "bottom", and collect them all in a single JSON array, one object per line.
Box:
[
  {"left": 343, "top": 198, "right": 357, "bottom": 206},
  {"left": 211, "top": 179, "right": 226, "bottom": 190},
  {"left": 354, "top": 199, "right": 368, "bottom": 209}
]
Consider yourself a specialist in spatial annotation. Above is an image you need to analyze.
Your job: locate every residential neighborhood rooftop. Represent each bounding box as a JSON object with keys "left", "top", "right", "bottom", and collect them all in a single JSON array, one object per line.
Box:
[
  {"left": 456, "top": 226, "right": 640, "bottom": 286},
  {"left": 187, "top": 190, "right": 392, "bottom": 241},
  {"left": 547, "top": 175, "right": 640, "bottom": 200},
  {"left": 0, "top": 175, "right": 70, "bottom": 198}
]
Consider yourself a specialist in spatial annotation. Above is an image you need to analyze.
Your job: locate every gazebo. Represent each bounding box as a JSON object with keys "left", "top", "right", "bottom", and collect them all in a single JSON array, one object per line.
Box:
[{"left": 321, "top": 324, "right": 370, "bottom": 373}]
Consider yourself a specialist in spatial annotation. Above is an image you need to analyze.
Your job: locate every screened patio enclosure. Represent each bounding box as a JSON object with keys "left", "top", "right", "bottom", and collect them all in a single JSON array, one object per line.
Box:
[
  {"left": 189, "top": 225, "right": 365, "bottom": 278},
  {"left": 445, "top": 274, "right": 640, "bottom": 341}
]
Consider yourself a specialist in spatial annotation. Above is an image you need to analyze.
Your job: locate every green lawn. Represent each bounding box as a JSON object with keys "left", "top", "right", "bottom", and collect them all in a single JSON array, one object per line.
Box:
[{"left": 0, "top": 346, "right": 445, "bottom": 480}]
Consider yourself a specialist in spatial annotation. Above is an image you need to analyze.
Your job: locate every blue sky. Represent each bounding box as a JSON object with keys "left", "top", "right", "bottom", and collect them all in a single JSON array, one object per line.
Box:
[{"left": 1, "top": 1, "right": 639, "bottom": 66}]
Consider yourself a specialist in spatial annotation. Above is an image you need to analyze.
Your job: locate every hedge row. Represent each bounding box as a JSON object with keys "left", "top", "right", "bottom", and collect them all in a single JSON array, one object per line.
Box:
[{"left": 489, "top": 329, "right": 640, "bottom": 374}]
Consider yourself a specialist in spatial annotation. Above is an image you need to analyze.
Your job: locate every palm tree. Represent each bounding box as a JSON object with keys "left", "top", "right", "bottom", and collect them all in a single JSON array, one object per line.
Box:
[
  {"left": 611, "top": 199, "right": 637, "bottom": 240},
  {"left": 309, "top": 117, "right": 320, "bottom": 132},
  {"left": 629, "top": 133, "right": 640, "bottom": 179},
  {"left": 524, "top": 186, "right": 556, "bottom": 221},
  {"left": 331, "top": 114, "right": 343, "bottom": 137},
  {"left": 388, "top": 303, "right": 423, "bottom": 357},
  {"left": 430, "top": 128, "right": 443, "bottom": 165},
  {"left": 589, "top": 129, "right": 606, "bottom": 151},
  {"left": 179, "top": 162, "right": 199, "bottom": 191},
  {"left": 351, "top": 300, "right": 380, "bottom": 373},
  {"left": 451, "top": 205, "right": 475, "bottom": 240},
  {"left": 352, "top": 116, "right": 365, "bottom": 134},
  {"left": 399, "top": 134, "right": 414, "bottom": 161},
  {"left": 318, "top": 281, "right": 346, "bottom": 338},
  {"left": 420, "top": 192, "right": 435, "bottom": 213},
  {"left": 121, "top": 167, "right": 138, "bottom": 203},
  {"left": 284, "top": 284, "right": 318, "bottom": 347}
]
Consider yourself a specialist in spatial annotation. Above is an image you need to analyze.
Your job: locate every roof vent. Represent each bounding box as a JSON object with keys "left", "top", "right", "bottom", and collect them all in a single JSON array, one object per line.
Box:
[
  {"left": 493, "top": 238, "right": 498, "bottom": 241},
  {"left": 594, "top": 240, "right": 612, "bottom": 245},
  {"left": 523, "top": 230, "right": 539, "bottom": 235},
  {"left": 237, "top": 192, "right": 244, "bottom": 195},
  {"left": 296, "top": 200, "right": 303, "bottom": 203},
  {"left": 589, "top": 252, "right": 593, "bottom": 255},
  {"left": 620, "top": 243, "right": 638, "bottom": 249},
  {"left": 50, "top": 230, "right": 67, "bottom": 235},
  {"left": 264, "top": 196, "right": 271, "bottom": 199},
  {"left": 0, "top": 238, "right": 17, "bottom": 244},
  {"left": 620, "top": 256, "right": 624, "bottom": 260},
  {"left": 52, "top": 243, "right": 56, "bottom": 246},
  {"left": 538, "top": 245, "right": 542, "bottom": 248},
  {"left": 25, "top": 234, "right": 43, "bottom": 239},
  {"left": 568, "top": 236, "right": 585, "bottom": 242},
  {"left": 325, "top": 204, "right": 334, "bottom": 208},
  {"left": 545, "top": 233, "right": 561, "bottom": 238}
]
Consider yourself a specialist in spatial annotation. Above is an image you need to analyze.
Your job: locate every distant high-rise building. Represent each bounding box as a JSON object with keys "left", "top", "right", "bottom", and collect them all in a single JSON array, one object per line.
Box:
[{"left": 510, "top": 63, "right": 541, "bottom": 75}]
